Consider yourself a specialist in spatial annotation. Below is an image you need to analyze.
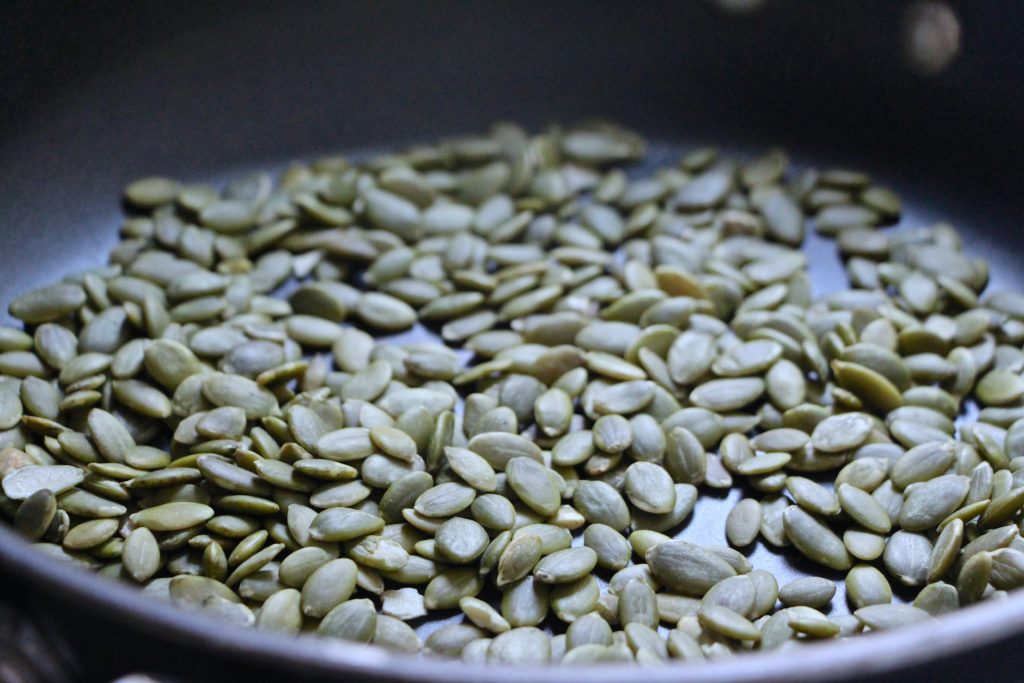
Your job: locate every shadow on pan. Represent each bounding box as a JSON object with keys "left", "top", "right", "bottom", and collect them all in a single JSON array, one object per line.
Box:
[{"left": 2, "top": 1, "right": 1024, "bottom": 681}]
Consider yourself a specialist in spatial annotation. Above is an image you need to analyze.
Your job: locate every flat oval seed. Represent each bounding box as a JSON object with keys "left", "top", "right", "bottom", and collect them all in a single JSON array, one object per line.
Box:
[
  {"left": 122, "top": 527, "right": 161, "bottom": 582},
  {"left": 256, "top": 588, "right": 303, "bottom": 634},
  {"left": 725, "top": 498, "right": 762, "bottom": 547},
  {"left": 625, "top": 462, "right": 676, "bottom": 514},
  {"left": 698, "top": 604, "right": 760, "bottom": 641},
  {"left": 414, "top": 483, "right": 476, "bottom": 517},
  {"left": 646, "top": 540, "right": 736, "bottom": 597},
  {"left": 130, "top": 502, "right": 214, "bottom": 531},
  {"left": 505, "top": 457, "right": 560, "bottom": 517},
  {"left": 301, "top": 558, "right": 358, "bottom": 618},
  {"left": 928, "top": 518, "right": 964, "bottom": 583},
  {"left": 779, "top": 576, "right": 836, "bottom": 608},
  {"left": 690, "top": 378, "right": 765, "bottom": 412},
  {"left": 318, "top": 599, "right": 377, "bottom": 642},
  {"left": 899, "top": 475, "right": 969, "bottom": 531},
  {"left": 573, "top": 480, "right": 630, "bottom": 531},
  {"left": 370, "top": 425, "right": 418, "bottom": 462},
  {"left": 854, "top": 604, "right": 932, "bottom": 630},
  {"left": 309, "top": 508, "right": 384, "bottom": 542},
  {"left": 584, "top": 524, "right": 632, "bottom": 571},
  {"left": 786, "top": 477, "right": 840, "bottom": 516},
  {"left": 837, "top": 484, "right": 892, "bottom": 534},
  {"left": 883, "top": 531, "right": 932, "bottom": 587},
  {"left": 435, "top": 517, "right": 489, "bottom": 564},
  {"left": 811, "top": 413, "right": 873, "bottom": 453},
  {"left": 846, "top": 565, "right": 892, "bottom": 609},
  {"left": 9, "top": 285, "right": 87, "bottom": 324},
  {"left": 783, "top": 506, "right": 852, "bottom": 571},
  {"left": 2, "top": 465, "right": 84, "bottom": 500},
  {"left": 533, "top": 547, "right": 598, "bottom": 584}
]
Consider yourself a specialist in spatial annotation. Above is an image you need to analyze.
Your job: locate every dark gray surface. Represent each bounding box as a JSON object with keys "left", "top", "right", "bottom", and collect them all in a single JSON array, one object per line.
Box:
[{"left": 2, "top": 1, "right": 1024, "bottom": 682}]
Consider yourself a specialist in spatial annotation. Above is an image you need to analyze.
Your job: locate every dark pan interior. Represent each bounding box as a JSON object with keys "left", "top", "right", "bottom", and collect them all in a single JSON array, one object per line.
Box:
[{"left": 2, "top": 1, "right": 1024, "bottom": 681}]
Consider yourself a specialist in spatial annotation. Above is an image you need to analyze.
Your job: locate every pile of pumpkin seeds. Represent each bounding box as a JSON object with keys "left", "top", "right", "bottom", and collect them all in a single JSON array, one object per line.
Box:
[{"left": 3, "top": 121, "right": 1024, "bottom": 665}]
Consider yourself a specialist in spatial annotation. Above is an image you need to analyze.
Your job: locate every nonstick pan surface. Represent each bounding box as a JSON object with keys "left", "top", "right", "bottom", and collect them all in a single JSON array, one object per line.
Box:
[{"left": 2, "top": 1, "right": 1024, "bottom": 681}]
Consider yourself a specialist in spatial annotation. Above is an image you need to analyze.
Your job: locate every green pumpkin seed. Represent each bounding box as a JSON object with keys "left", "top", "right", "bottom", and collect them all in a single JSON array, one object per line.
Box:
[
  {"left": 725, "top": 498, "right": 762, "bottom": 547},
  {"left": 506, "top": 457, "right": 560, "bottom": 516},
  {"left": 9, "top": 284, "right": 87, "bottom": 324},
  {"left": 646, "top": 540, "right": 736, "bottom": 597},
  {"left": 574, "top": 480, "right": 630, "bottom": 531},
  {"left": 778, "top": 576, "right": 835, "bottom": 609},
  {"left": 318, "top": 598, "right": 377, "bottom": 642},
  {"left": 837, "top": 484, "right": 892, "bottom": 534},
  {"left": 845, "top": 565, "right": 892, "bottom": 609},
  {"left": 310, "top": 508, "right": 384, "bottom": 541},
  {"left": 131, "top": 502, "right": 214, "bottom": 531},
  {"left": 2, "top": 465, "right": 83, "bottom": 500},
  {"left": 853, "top": 604, "right": 932, "bottom": 631},
  {"left": 883, "top": 531, "right": 932, "bottom": 587},
  {"left": 698, "top": 604, "right": 760, "bottom": 641},
  {"left": 783, "top": 506, "right": 852, "bottom": 570}
]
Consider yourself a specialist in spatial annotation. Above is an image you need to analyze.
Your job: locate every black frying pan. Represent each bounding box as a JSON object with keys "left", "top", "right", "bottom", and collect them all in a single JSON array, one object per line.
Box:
[{"left": 2, "top": 1, "right": 1024, "bottom": 681}]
